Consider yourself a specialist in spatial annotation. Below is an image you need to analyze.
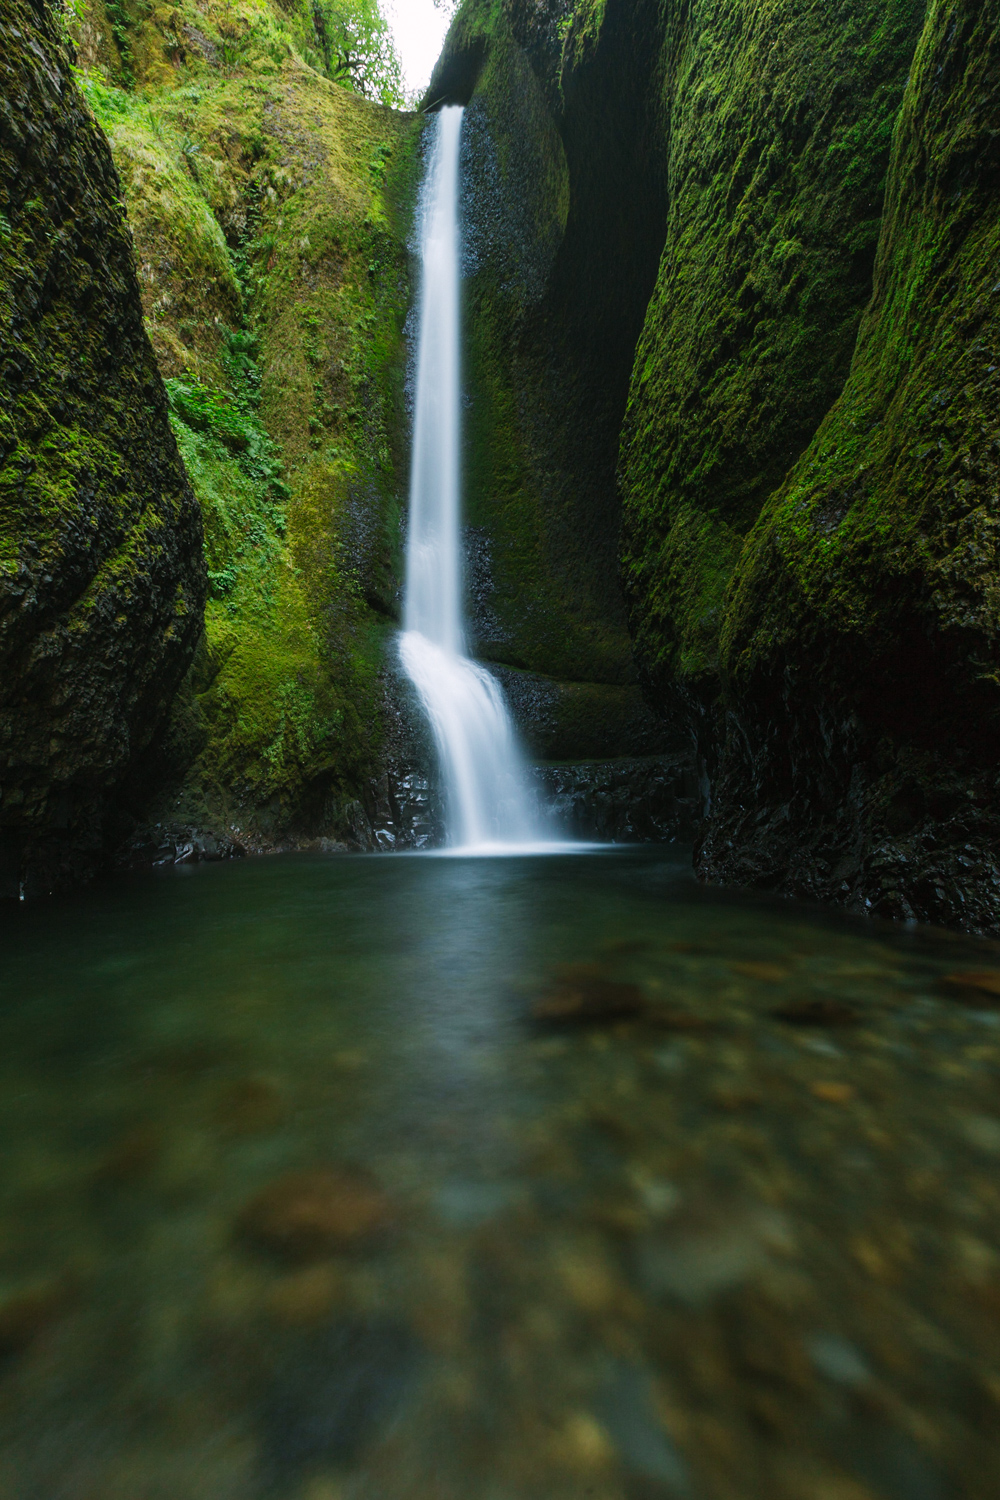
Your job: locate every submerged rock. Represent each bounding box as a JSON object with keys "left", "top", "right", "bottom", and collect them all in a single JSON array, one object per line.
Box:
[
  {"left": 0, "top": 1278, "right": 75, "bottom": 1360},
  {"left": 772, "top": 999, "right": 861, "bottom": 1028},
  {"left": 212, "top": 1078, "right": 286, "bottom": 1138},
  {"left": 259, "top": 1317, "right": 422, "bottom": 1483},
  {"left": 533, "top": 963, "right": 646, "bottom": 1024},
  {"left": 236, "top": 1168, "right": 395, "bottom": 1265},
  {"left": 940, "top": 972, "right": 1000, "bottom": 1005}
]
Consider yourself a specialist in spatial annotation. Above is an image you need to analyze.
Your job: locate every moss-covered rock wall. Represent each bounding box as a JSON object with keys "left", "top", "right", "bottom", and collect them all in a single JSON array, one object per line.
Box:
[
  {"left": 0, "top": 0, "right": 206, "bottom": 896},
  {"left": 68, "top": 0, "right": 424, "bottom": 852},
  {"left": 619, "top": 0, "right": 926, "bottom": 699},
  {"left": 701, "top": 0, "right": 1000, "bottom": 930}
]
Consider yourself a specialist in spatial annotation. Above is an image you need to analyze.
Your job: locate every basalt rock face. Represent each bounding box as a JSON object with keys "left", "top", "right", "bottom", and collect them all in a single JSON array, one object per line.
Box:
[
  {"left": 619, "top": 0, "right": 927, "bottom": 704},
  {"left": 702, "top": 0, "right": 1000, "bottom": 932},
  {"left": 0, "top": 0, "right": 205, "bottom": 897},
  {"left": 428, "top": 0, "right": 674, "bottom": 704}
]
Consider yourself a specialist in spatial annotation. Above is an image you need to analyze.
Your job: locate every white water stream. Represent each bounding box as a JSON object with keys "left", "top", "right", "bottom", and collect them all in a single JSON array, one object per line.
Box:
[{"left": 400, "top": 105, "right": 551, "bottom": 852}]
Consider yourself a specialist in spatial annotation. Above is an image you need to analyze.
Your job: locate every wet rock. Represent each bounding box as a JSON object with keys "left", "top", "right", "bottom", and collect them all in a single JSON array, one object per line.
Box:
[
  {"left": 957, "top": 1115, "right": 1000, "bottom": 1155},
  {"left": 236, "top": 1168, "right": 395, "bottom": 1264},
  {"left": 810, "top": 1081, "right": 856, "bottom": 1104},
  {"left": 259, "top": 1317, "right": 422, "bottom": 1482},
  {"left": 647, "top": 1009, "right": 717, "bottom": 1034},
  {"left": 532, "top": 755, "right": 697, "bottom": 843},
  {"left": 636, "top": 1201, "right": 794, "bottom": 1307},
  {"left": 730, "top": 961, "right": 791, "bottom": 982},
  {"left": 91, "top": 1123, "right": 164, "bottom": 1186},
  {"left": 940, "top": 970, "right": 1000, "bottom": 1004},
  {"left": 213, "top": 1078, "right": 286, "bottom": 1138},
  {"left": 596, "top": 1362, "right": 693, "bottom": 1496},
  {"left": 0, "top": 1278, "right": 74, "bottom": 1359},
  {"left": 807, "top": 1333, "right": 872, "bottom": 1388},
  {"left": 124, "top": 828, "right": 247, "bottom": 869},
  {"left": 266, "top": 1265, "right": 347, "bottom": 1327},
  {"left": 711, "top": 1083, "right": 763, "bottom": 1111},
  {"left": 772, "top": 999, "right": 861, "bottom": 1027},
  {"left": 534, "top": 963, "right": 645, "bottom": 1023}
]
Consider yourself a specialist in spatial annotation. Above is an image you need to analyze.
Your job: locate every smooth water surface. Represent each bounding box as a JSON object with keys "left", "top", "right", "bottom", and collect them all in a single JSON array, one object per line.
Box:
[{"left": 2, "top": 850, "right": 1000, "bottom": 1499}]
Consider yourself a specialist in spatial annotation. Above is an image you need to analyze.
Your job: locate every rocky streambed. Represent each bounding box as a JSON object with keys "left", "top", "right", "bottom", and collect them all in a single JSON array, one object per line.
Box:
[{"left": 1, "top": 849, "right": 999, "bottom": 1499}]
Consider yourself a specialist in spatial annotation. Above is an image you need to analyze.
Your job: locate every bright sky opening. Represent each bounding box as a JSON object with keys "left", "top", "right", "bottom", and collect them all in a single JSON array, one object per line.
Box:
[{"left": 388, "top": 0, "right": 453, "bottom": 103}]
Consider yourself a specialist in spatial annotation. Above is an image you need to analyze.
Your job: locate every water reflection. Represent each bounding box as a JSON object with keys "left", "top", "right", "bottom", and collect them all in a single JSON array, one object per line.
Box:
[{"left": 0, "top": 849, "right": 998, "bottom": 1498}]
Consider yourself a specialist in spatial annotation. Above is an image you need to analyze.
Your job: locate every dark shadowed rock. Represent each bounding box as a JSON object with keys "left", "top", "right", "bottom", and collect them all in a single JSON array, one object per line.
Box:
[
  {"left": 534, "top": 963, "right": 646, "bottom": 1023},
  {"left": 0, "top": 0, "right": 205, "bottom": 897}
]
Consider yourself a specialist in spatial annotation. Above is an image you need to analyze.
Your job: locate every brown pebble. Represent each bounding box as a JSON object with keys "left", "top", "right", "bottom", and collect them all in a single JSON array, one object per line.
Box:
[
  {"left": 213, "top": 1078, "right": 286, "bottom": 1137},
  {"left": 647, "top": 1009, "right": 717, "bottom": 1033},
  {"left": 91, "top": 1124, "right": 164, "bottom": 1186},
  {"left": 941, "top": 970, "right": 1000, "bottom": 1004},
  {"left": 236, "top": 1168, "right": 395, "bottom": 1264},
  {"left": 0, "top": 1279, "right": 74, "bottom": 1358},
  {"left": 266, "top": 1264, "right": 346, "bottom": 1326},
  {"left": 810, "top": 1081, "right": 856, "bottom": 1104},
  {"left": 772, "top": 999, "right": 861, "bottom": 1027},
  {"left": 533, "top": 971, "right": 645, "bottom": 1024},
  {"left": 730, "top": 961, "right": 791, "bottom": 982},
  {"left": 533, "top": 981, "right": 644, "bottom": 1023},
  {"left": 712, "top": 1084, "right": 763, "bottom": 1111}
]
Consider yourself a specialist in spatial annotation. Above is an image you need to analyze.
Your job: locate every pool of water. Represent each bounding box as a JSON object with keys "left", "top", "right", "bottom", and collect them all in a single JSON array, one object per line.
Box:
[{"left": 1, "top": 848, "right": 999, "bottom": 1500}]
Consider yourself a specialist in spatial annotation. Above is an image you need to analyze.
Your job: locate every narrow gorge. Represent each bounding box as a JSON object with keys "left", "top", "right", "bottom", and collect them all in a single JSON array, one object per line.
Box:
[
  {"left": 5, "top": 0, "right": 998, "bottom": 932},
  {"left": 4, "top": 4, "right": 1000, "bottom": 1497}
]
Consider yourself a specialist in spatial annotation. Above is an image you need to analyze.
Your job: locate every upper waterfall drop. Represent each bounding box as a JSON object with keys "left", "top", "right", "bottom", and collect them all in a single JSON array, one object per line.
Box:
[{"left": 399, "top": 105, "right": 550, "bottom": 853}]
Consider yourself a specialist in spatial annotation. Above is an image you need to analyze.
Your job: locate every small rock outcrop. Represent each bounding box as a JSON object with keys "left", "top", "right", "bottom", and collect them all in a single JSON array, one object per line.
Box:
[{"left": 0, "top": 0, "right": 205, "bottom": 896}]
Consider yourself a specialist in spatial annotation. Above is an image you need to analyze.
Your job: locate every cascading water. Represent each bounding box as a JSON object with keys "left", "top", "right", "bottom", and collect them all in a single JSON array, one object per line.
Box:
[{"left": 400, "top": 105, "right": 550, "bottom": 852}]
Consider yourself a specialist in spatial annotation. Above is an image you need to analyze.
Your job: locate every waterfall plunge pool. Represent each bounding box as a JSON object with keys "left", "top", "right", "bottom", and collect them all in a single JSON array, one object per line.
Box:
[{"left": 1, "top": 848, "right": 1000, "bottom": 1498}]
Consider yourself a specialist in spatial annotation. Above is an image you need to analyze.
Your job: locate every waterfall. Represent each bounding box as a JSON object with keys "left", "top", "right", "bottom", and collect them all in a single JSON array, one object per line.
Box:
[{"left": 399, "top": 105, "right": 546, "bottom": 852}]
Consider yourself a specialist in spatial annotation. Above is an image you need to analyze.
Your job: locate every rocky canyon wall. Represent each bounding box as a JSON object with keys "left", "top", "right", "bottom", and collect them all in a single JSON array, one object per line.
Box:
[{"left": 0, "top": 0, "right": 205, "bottom": 896}]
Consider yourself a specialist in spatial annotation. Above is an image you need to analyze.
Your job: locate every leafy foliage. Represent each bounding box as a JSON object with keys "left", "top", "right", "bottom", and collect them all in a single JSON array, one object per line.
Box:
[{"left": 310, "top": 0, "right": 403, "bottom": 106}]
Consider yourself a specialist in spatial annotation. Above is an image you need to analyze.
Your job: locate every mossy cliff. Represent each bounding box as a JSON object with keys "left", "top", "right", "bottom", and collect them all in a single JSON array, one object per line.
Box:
[
  {"left": 619, "top": 0, "right": 926, "bottom": 698},
  {"left": 67, "top": 0, "right": 423, "bottom": 851},
  {"left": 0, "top": 0, "right": 205, "bottom": 897},
  {"left": 438, "top": 0, "right": 1000, "bottom": 930},
  {"left": 701, "top": 0, "right": 1000, "bottom": 930}
]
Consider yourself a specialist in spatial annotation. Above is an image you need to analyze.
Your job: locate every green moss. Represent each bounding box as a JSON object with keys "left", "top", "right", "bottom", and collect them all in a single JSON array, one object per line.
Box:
[
  {"left": 618, "top": 0, "right": 926, "bottom": 697},
  {"left": 72, "top": 0, "right": 419, "bottom": 834},
  {"left": 0, "top": 0, "right": 204, "bottom": 889},
  {"left": 720, "top": 0, "right": 1000, "bottom": 746}
]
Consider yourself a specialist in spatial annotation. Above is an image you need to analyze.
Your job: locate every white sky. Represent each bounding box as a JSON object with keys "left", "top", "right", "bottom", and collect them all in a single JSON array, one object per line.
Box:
[{"left": 387, "top": 0, "right": 453, "bottom": 103}]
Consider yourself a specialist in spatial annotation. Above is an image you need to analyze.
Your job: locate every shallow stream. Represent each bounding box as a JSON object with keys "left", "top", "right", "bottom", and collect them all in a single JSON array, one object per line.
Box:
[{"left": 2, "top": 849, "right": 1000, "bottom": 1499}]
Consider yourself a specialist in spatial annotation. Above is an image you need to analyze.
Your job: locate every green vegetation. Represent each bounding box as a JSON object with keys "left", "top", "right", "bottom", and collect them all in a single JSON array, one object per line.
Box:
[
  {"left": 69, "top": 0, "right": 420, "bottom": 839},
  {"left": 70, "top": 0, "right": 403, "bottom": 104},
  {"left": 618, "top": 0, "right": 926, "bottom": 696},
  {"left": 0, "top": 0, "right": 205, "bottom": 890},
  {"left": 721, "top": 0, "right": 1000, "bottom": 724}
]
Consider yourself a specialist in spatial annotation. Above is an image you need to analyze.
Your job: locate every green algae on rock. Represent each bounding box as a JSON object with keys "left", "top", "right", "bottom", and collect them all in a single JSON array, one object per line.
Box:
[
  {"left": 0, "top": 0, "right": 206, "bottom": 897},
  {"left": 618, "top": 0, "right": 926, "bottom": 697},
  {"left": 73, "top": 0, "right": 422, "bottom": 850},
  {"left": 701, "top": 0, "right": 1000, "bottom": 932}
]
